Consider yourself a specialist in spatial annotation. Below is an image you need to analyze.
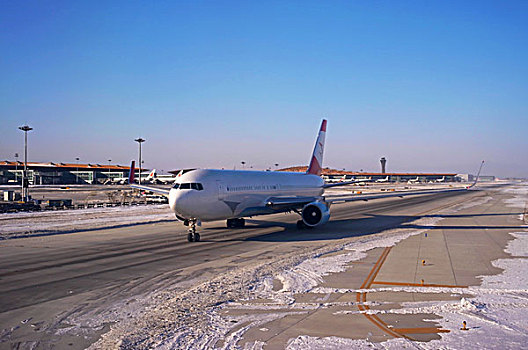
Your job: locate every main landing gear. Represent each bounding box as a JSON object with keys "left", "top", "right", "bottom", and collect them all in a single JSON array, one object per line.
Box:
[
  {"left": 186, "top": 219, "right": 200, "bottom": 242},
  {"left": 296, "top": 220, "right": 313, "bottom": 230},
  {"left": 226, "top": 218, "right": 245, "bottom": 228}
]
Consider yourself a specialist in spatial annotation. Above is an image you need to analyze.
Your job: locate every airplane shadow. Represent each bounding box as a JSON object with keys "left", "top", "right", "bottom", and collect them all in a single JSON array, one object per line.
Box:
[{"left": 223, "top": 211, "right": 526, "bottom": 243}]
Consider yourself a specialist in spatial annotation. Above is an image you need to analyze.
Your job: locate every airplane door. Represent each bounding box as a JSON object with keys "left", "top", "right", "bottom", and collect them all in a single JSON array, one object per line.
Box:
[{"left": 217, "top": 181, "right": 227, "bottom": 200}]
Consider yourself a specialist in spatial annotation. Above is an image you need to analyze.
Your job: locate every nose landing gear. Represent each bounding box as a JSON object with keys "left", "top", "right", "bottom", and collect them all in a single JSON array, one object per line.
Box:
[{"left": 186, "top": 219, "right": 200, "bottom": 242}]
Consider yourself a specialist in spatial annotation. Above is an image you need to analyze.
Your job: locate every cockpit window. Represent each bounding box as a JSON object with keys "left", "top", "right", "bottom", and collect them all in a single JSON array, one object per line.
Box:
[{"left": 173, "top": 183, "right": 203, "bottom": 191}]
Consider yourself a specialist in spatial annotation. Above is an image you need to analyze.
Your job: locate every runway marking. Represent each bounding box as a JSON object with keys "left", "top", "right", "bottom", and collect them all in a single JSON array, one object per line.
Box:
[
  {"left": 372, "top": 281, "right": 467, "bottom": 288},
  {"left": 393, "top": 327, "right": 450, "bottom": 334},
  {"left": 355, "top": 222, "right": 464, "bottom": 341},
  {"left": 356, "top": 247, "right": 405, "bottom": 339}
]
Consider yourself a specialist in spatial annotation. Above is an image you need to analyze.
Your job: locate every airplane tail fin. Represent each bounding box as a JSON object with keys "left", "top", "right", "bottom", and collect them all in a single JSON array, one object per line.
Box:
[
  {"left": 307, "top": 119, "right": 327, "bottom": 176},
  {"left": 148, "top": 169, "right": 156, "bottom": 179},
  {"left": 128, "top": 161, "right": 136, "bottom": 184}
]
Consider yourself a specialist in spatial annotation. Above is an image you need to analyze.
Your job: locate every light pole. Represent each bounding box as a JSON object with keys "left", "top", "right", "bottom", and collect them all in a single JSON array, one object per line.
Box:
[
  {"left": 241, "top": 161, "right": 246, "bottom": 169},
  {"left": 14, "top": 153, "right": 19, "bottom": 183},
  {"left": 135, "top": 138, "right": 146, "bottom": 184},
  {"left": 18, "top": 125, "right": 33, "bottom": 202},
  {"left": 75, "top": 157, "right": 80, "bottom": 184},
  {"left": 107, "top": 159, "right": 112, "bottom": 179}
]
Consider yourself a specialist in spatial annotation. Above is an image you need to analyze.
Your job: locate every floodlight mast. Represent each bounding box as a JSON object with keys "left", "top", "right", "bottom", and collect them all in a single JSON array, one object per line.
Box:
[
  {"left": 18, "top": 125, "right": 33, "bottom": 202},
  {"left": 134, "top": 138, "right": 146, "bottom": 184}
]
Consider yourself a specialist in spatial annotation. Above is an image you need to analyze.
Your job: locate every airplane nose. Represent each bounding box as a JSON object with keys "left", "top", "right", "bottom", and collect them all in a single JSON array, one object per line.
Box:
[
  {"left": 169, "top": 189, "right": 179, "bottom": 212},
  {"left": 169, "top": 189, "right": 190, "bottom": 215}
]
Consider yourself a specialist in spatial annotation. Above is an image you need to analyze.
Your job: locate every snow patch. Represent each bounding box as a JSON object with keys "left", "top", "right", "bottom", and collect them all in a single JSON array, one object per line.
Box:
[{"left": 0, "top": 204, "right": 175, "bottom": 238}]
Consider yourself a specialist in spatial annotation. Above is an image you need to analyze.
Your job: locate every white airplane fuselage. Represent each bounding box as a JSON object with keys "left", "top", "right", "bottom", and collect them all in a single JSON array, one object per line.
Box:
[{"left": 169, "top": 169, "right": 324, "bottom": 221}]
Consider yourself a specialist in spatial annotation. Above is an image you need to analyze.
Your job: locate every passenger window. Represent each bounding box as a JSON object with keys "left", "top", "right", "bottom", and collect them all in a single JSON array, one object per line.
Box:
[{"left": 180, "top": 183, "right": 191, "bottom": 189}]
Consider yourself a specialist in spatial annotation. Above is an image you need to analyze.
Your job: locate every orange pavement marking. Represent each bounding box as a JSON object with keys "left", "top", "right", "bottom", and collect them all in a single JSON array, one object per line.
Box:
[
  {"left": 356, "top": 247, "right": 405, "bottom": 339},
  {"left": 393, "top": 327, "right": 450, "bottom": 334},
  {"left": 372, "top": 281, "right": 467, "bottom": 288}
]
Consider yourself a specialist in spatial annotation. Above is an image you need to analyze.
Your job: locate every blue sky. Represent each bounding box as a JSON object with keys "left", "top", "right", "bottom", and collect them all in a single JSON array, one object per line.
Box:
[{"left": 1, "top": 1, "right": 527, "bottom": 177}]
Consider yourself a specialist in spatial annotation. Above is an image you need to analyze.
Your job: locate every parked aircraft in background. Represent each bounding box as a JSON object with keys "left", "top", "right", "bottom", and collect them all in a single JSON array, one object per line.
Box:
[
  {"left": 131, "top": 120, "right": 484, "bottom": 242},
  {"left": 352, "top": 177, "right": 372, "bottom": 186},
  {"left": 323, "top": 175, "right": 371, "bottom": 185},
  {"left": 436, "top": 176, "right": 445, "bottom": 183},
  {"left": 322, "top": 174, "right": 347, "bottom": 183},
  {"left": 110, "top": 167, "right": 155, "bottom": 185},
  {"left": 142, "top": 169, "right": 177, "bottom": 184},
  {"left": 376, "top": 176, "right": 390, "bottom": 183},
  {"left": 407, "top": 177, "right": 420, "bottom": 184}
]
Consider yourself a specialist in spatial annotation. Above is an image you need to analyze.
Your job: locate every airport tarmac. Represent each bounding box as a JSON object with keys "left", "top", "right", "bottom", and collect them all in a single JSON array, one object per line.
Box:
[{"left": 0, "top": 184, "right": 526, "bottom": 349}]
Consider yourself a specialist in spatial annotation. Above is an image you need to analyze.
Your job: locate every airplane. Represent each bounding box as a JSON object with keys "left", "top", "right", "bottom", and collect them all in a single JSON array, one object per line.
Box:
[
  {"left": 323, "top": 174, "right": 371, "bottom": 185},
  {"left": 436, "top": 176, "right": 445, "bottom": 183},
  {"left": 323, "top": 174, "right": 348, "bottom": 183},
  {"left": 130, "top": 120, "right": 484, "bottom": 243},
  {"left": 375, "top": 176, "right": 390, "bottom": 183},
  {"left": 407, "top": 177, "right": 420, "bottom": 184},
  {"left": 352, "top": 177, "right": 372, "bottom": 186},
  {"left": 150, "top": 170, "right": 177, "bottom": 184},
  {"left": 111, "top": 168, "right": 155, "bottom": 185}
]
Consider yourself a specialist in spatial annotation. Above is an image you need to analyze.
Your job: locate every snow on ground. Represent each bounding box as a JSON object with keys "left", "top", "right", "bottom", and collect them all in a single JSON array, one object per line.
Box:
[
  {"left": 501, "top": 182, "right": 528, "bottom": 222},
  {"left": 0, "top": 204, "right": 175, "bottom": 238}
]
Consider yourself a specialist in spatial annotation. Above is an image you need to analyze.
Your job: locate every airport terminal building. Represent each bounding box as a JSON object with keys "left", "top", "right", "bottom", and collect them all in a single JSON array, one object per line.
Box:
[
  {"left": 323, "top": 172, "right": 458, "bottom": 183},
  {"left": 0, "top": 161, "right": 132, "bottom": 185},
  {"left": 281, "top": 166, "right": 459, "bottom": 183},
  {"left": 1, "top": 161, "right": 466, "bottom": 186}
]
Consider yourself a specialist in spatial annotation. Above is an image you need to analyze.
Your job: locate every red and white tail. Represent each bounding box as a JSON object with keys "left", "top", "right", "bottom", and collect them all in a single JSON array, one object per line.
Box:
[
  {"left": 307, "top": 119, "right": 327, "bottom": 176},
  {"left": 128, "top": 161, "right": 136, "bottom": 184}
]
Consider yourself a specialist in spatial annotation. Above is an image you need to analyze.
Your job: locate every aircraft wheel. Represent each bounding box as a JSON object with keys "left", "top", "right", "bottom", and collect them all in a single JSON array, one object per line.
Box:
[
  {"left": 296, "top": 220, "right": 306, "bottom": 229},
  {"left": 194, "top": 233, "right": 200, "bottom": 242},
  {"left": 237, "top": 218, "right": 245, "bottom": 228},
  {"left": 187, "top": 232, "right": 194, "bottom": 242},
  {"left": 226, "top": 219, "right": 234, "bottom": 228}
]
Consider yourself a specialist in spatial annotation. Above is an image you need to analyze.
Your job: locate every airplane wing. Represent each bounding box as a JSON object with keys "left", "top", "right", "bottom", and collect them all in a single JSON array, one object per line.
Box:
[
  {"left": 265, "top": 196, "right": 320, "bottom": 210},
  {"left": 325, "top": 187, "right": 470, "bottom": 204},
  {"left": 128, "top": 161, "right": 171, "bottom": 196},
  {"left": 130, "top": 184, "right": 171, "bottom": 196}
]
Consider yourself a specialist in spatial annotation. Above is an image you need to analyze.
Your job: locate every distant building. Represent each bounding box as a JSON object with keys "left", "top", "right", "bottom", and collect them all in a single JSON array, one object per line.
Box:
[
  {"left": 456, "top": 174, "right": 471, "bottom": 182},
  {"left": 0, "top": 161, "right": 136, "bottom": 185},
  {"left": 279, "top": 166, "right": 457, "bottom": 183},
  {"left": 456, "top": 174, "right": 496, "bottom": 182},
  {"left": 477, "top": 175, "right": 496, "bottom": 182}
]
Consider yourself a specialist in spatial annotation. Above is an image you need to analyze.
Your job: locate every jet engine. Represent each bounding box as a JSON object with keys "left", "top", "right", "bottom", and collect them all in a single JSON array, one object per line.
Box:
[{"left": 301, "top": 201, "right": 330, "bottom": 227}]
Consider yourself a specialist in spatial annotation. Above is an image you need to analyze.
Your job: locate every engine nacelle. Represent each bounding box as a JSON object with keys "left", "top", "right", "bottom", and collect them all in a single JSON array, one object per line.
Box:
[{"left": 302, "top": 201, "right": 330, "bottom": 227}]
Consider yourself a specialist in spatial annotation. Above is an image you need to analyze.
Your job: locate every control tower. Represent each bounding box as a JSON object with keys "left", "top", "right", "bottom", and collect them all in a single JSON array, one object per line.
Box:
[{"left": 380, "top": 157, "right": 387, "bottom": 174}]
